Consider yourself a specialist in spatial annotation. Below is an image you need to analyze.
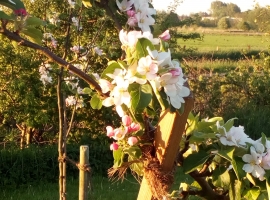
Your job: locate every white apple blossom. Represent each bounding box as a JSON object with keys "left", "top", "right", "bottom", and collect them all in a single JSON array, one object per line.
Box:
[
  {"left": 142, "top": 31, "right": 159, "bottom": 45},
  {"left": 112, "top": 127, "right": 128, "bottom": 140},
  {"left": 99, "top": 79, "right": 114, "bottom": 94},
  {"left": 70, "top": 45, "right": 84, "bottom": 54},
  {"left": 101, "top": 69, "right": 132, "bottom": 117},
  {"left": 137, "top": 55, "right": 158, "bottom": 80},
  {"left": 262, "top": 149, "right": 270, "bottom": 170},
  {"left": 216, "top": 123, "right": 253, "bottom": 147},
  {"left": 119, "top": 29, "right": 142, "bottom": 50},
  {"left": 116, "top": 0, "right": 134, "bottom": 11},
  {"left": 65, "top": 96, "right": 76, "bottom": 106},
  {"left": 72, "top": 17, "right": 82, "bottom": 30},
  {"left": 242, "top": 146, "right": 265, "bottom": 181},
  {"left": 64, "top": 77, "right": 78, "bottom": 90},
  {"left": 135, "top": 11, "right": 155, "bottom": 32},
  {"left": 39, "top": 64, "right": 52, "bottom": 85},
  {"left": 94, "top": 47, "right": 103, "bottom": 56},
  {"left": 65, "top": 95, "right": 84, "bottom": 109},
  {"left": 67, "top": 0, "right": 75, "bottom": 8}
]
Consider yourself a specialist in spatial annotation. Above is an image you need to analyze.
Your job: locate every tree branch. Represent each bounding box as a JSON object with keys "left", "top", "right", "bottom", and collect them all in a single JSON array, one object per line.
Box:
[
  {"left": 0, "top": 25, "right": 106, "bottom": 97},
  {"left": 189, "top": 170, "right": 229, "bottom": 200}
]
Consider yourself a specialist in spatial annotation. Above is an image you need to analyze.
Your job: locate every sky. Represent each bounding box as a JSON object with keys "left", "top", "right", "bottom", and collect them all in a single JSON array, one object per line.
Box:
[{"left": 152, "top": 0, "right": 270, "bottom": 15}]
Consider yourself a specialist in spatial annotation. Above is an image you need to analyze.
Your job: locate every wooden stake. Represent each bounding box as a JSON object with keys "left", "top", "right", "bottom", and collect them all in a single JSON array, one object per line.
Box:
[
  {"left": 137, "top": 97, "right": 194, "bottom": 200},
  {"left": 79, "top": 145, "right": 90, "bottom": 200}
]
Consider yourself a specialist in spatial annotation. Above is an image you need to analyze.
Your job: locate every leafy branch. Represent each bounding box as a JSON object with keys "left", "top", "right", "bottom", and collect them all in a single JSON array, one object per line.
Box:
[{"left": 0, "top": 20, "right": 105, "bottom": 97}]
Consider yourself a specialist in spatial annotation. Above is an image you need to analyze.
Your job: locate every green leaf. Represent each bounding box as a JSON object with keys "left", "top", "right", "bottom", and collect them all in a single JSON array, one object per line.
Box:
[
  {"left": 229, "top": 179, "right": 242, "bottom": 200},
  {"left": 217, "top": 147, "right": 235, "bottom": 162},
  {"left": 257, "top": 192, "right": 268, "bottom": 200},
  {"left": 243, "top": 188, "right": 260, "bottom": 200},
  {"left": 128, "top": 83, "right": 152, "bottom": 112},
  {"left": 197, "top": 120, "right": 217, "bottom": 132},
  {"left": 21, "top": 27, "right": 43, "bottom": 45},
  {"left": 183, "top": 150, "right": 210, "bottom": 174},
  {"left": 113, "top": 148, "right": 123, "bottom": 168},
  {"left": 223, "top": 118, "right": 237, "bottom": 132},
  {"left": 90, "top": 94, "right": 102, "bottom": 109},
  {"left": 82, "top": 0, "right": 93, "bottom": 7},
  {"left": 136, "top": 38, "right": 155, "bottom": 59},
  {"left": 186, "top": 112, "right": 199, "bottom": 136},
  {"left": 128, "top": 155, "right": 144, "bottom": 176},
  {"left": 266, "top": 177, "right": 270, "bottom": 200},
  {"left": 26, "top": 17, "right": 46, "bottom": 26},
  {"left": 82, "top": 87, "right": 93, "bottom": 95},
  {"left": 11, "top": 40, "right": 18, "bottom": 49},
  {"left": 101, "top": 61, "right": 122, "bottom": 80},
  {"left": 246, "top": 173, "right": 256, "bottom": 186},
  {"left": 232, "top": 156, "right": 246, "bottom": 180},
  {"left": 261, "top": 133, "right": 267, "bottom": 147},
  {"left": 125, "top": 146, "right": 142, "bottom": 159},
  {"left": 0, "top": 0, "right": 25, "bottom": 10},
  {"left": 0, "top": 11, "right": 12, "bottom": 20},
  {"left": 194, "top": 131, "right": 216, "bottom": 139},
  {"left": 212, "top": 166, "right": 230, "bottom": 189}
]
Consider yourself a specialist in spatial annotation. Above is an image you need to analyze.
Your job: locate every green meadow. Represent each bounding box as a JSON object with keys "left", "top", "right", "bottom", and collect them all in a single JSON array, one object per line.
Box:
[{"left": 178, "top": 32, "right": 269, "bottom": 52}]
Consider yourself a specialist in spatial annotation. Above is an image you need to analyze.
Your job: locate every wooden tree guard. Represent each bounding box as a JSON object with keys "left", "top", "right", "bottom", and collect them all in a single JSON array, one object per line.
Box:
[
  {"left": 137, "top": 96, "right": 194, "bottom": 200},
  {"left": 79, "top": 145, "right": 90, "bottom": 200}
]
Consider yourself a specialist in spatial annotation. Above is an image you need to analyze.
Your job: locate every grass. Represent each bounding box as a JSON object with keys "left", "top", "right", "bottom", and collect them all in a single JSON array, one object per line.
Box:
[
  {"left": 177, "top": 33, "right": 269, "bottom": 52},
  {"left": 1, "top": 175, "right": 140, "bottom": 200},
  {"left": 0, "top": 167, "right": 193, "bottom": 200}
]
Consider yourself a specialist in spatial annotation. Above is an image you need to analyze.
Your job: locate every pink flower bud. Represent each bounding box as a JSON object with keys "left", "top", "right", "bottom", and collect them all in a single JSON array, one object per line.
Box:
[
  {"left": 127, "top": 9, "right": 136, "bottom": 17},
  {"left": 128, "top": 136, "right": 138, "bottom": 146},
  {"left": 169, "top": 68, "right": 181, "bottom": 77},
  {"left": 128, "top": 122, "right": 140, "bottom": 133},
  {"left": 159, "top": 30, "right": 170, "bottom": 41},
  {"left": 122, "top": 115, "right": 132, "bottom": 126},
  {"left": 110, "top": 142, "right": 119, "bottom": 151},
  {"left": 127, "top": 17, "right": 138, "bottom": 27},
  {"left": 106, "top": 126, "right": 114, "bottom": 138},
  {"left": 14, "top": 8, "right": 27, "bottom": 16}
]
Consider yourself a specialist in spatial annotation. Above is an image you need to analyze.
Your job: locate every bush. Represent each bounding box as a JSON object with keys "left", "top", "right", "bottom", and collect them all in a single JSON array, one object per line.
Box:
[
  {"left": 0, "top": 141, "right": 113, "bottom": 187},
  {"left": 218, "top": 17, "right": 231, "bottom": 29},
  {"left": 185, "top": 55, "right": 270, "bottom": 138}
]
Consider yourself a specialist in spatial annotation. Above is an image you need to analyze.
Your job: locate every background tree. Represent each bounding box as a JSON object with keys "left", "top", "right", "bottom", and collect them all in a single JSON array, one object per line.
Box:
[{"left": 218, "top": 17, "right": 230, "bottom": 29}]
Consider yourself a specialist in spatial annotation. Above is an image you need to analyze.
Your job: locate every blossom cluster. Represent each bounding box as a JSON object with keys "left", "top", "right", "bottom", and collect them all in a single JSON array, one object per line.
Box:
[
  {"left": 97, "top": 30, "right": 189, "bottom": 116},
  {"left": 106, "top": 115, "right": 140, "bottom": 151},
  {"left": 216, "top": 122, "right": 270, "bottom": 181},
  {"left": 116, "top": 0, "right": 156, "bottom": 32},
  {"left": 43, "top": 33, "right": 57, "bottom": 48},
  {"left": 39, "top": 63, "right": 52, "bottom": 85}
]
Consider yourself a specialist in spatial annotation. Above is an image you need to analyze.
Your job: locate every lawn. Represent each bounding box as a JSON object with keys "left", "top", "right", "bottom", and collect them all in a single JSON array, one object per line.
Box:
[
  {"left": 177, "top": 33, "right": 269, "bottom": 52},
  {"left": 1, "top": 176, "right": 140, "bottom": 200},
  {"left": 0, "top": 167, "right": 193, "bottom": 200}
]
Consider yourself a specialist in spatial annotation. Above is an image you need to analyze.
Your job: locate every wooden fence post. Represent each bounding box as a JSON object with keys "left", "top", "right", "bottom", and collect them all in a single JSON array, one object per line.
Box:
[
  {"left": 137, "top": 96, "right": 194, "bottom": 200},
  {"left": 79, "top": 145, "right": 90, "bottom": 200}
]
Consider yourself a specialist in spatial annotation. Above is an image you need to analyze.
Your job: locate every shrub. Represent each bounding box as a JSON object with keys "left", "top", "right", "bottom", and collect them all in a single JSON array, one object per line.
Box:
[
  {"left": 0, "top": 141, "right": 113, "bottom": 187},
  {"left": 218, "top": 17, "right": 231, "bottom": 29}
]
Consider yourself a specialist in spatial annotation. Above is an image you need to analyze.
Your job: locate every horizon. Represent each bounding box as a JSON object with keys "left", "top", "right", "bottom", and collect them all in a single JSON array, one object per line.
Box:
[{"left": 152, "top": 0, "right": 270, "bottom": 15}]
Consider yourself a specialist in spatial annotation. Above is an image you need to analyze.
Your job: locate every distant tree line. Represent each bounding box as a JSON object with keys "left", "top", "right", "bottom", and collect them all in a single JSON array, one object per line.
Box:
[{"left": 156, "top": 1, "right": 270, "bottom": 32}]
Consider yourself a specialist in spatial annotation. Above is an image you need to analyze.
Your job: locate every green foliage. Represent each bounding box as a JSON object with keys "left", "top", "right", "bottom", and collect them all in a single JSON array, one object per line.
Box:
[
  {"left": 0, "top": 143, "right": 113, "bottom": 187},
  {"left": 210, "top": 1, "right": 240, "bottom": 18},
  {"left": 218, "top": 17, "right": 231, "bottom": 29},
  {"left": 238, "top": 21, "right": 251, "bottom": 31}
]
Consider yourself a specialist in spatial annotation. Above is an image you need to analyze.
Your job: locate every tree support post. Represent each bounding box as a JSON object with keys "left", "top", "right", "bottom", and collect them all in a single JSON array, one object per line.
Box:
[
  {"left": 79, "top": 145, "right": 90, "bottom": 200},
  {"left": 137, "top": 96, "right": 194, "bottom": 200}
]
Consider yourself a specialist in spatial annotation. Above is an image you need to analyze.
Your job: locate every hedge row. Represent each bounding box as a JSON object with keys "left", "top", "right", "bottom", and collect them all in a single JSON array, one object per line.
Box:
[{"left": 0, "top": 142, "right": 113, "bottom": 187}]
